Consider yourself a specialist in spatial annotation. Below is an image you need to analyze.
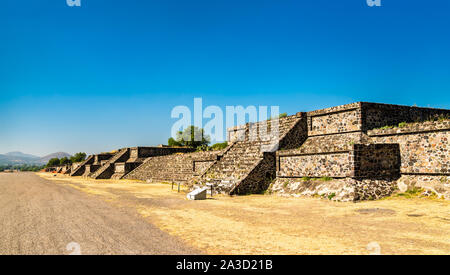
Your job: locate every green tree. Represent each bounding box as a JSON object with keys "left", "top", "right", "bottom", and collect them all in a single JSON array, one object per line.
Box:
[
  {"left": 59, "top": 157, "right": 71, "bottom": 165},
  {"left": 211, "top": 141, "right": 228, "bottom": 151},
  {"left": 46, "top": 158, "right": 60, "bottom": 167},
  {"left": 168, "top": 137, "right": 182, "bottom": 147},
  {"left": 70, "top": 152, "right": 86, "bottom": 163},
  {"left": 169, "top": 126, "right": 210, "bottom": 149}
]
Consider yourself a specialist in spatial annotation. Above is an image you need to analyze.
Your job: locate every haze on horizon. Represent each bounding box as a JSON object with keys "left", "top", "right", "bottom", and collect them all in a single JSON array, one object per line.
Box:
[{"left": 1, "top": 0, "right": 449, "bottom": 156}]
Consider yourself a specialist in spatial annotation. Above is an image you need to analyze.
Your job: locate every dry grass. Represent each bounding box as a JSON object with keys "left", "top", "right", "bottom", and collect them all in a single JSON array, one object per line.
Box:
[{"left": 38, "top": 173, "right": 450, "bottom": 255}]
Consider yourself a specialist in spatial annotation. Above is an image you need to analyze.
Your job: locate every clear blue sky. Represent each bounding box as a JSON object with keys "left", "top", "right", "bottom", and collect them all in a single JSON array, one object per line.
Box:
[{"left": 1, "top": 0, "right": 449, "bottom": 156}]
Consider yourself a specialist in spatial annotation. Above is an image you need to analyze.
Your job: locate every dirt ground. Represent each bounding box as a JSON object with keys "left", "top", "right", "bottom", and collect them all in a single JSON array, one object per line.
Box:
[
  {"left": 36, "top": 172, "right": 450, "bottom": 255},
  {"left": 0, "top": 172, "right": 197, "bottom": 255}
]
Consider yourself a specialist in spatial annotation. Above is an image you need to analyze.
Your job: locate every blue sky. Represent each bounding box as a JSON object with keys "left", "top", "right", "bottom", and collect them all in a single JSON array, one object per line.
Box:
[{"left": 1, "top": 0, "right": 449, "bottom": 156}]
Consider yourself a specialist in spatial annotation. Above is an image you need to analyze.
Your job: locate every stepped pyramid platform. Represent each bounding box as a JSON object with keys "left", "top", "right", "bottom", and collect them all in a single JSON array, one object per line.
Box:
[
  {"left": 65, "top": 101, "right": 449, "bottom": 201},
  {"left": 271, "top": 102, "right": 450, "bottom": 201},
  {"left": 62, "top": 164, "right": 71, "bottom": 175},
  {"left": 190, "top": 102, "right": 449, "bottom": 199},
  {"left": 70, "top": 153, "right": 114, "bottom": 177},
  {"left": 124, "top": 150, "right": 224, "bottom": 183},
  {"left": 80, "top": 153, "right": 114, "bottom": 177},
  {"left": 89, "top": 146, "right": 196, "bottom": 180},
  {"left": 193, "top": 112, "right": 308, "bottom": 194}
]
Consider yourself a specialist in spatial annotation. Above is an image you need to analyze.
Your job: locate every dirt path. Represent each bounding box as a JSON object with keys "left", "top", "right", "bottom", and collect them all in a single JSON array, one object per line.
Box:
[
  {"left": 0, "top": 172, "right": 198, "bottom": 255},
  {"left": 36, "top": 173, "right": 450, "bottom": 255}
]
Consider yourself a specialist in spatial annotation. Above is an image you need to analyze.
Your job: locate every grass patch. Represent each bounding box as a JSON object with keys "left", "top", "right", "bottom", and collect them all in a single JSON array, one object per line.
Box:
[
  {"left": 375, "top": 114, "right": 450, "bottom": 131},
  {"left": 211, "top": 142, "right": 228, "bottom": 151},
  {"left": 395, "top": 187, "right": 424, "bottom": 199},
  {"left": 379, "top": 125, "right": 394, "bottom": 130}
]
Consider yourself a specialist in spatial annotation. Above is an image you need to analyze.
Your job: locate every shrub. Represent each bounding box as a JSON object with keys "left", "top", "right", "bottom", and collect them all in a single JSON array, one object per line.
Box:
[
  {"left": 70, "top": 152, "right": 86, "bottom": 163},
  {"left": 168, "top": 126, "right": 210, "bottom": 149},
  {"left": 168, "top": 137, "right": 182, "bottom": 147},
  {"left": 196, "top": 144, "right": 211, "bottom": 152},
  {"left": 211, "top": 142, "right": 228, "bottom": 151},
  {"left": 269, "top": 112, "right": 288, "bottom": 120},
  {"left": 59, "top": 157, "right": 71, "bottom": 165},
  {"left": 46, "top": 158, "right": 60, "bottom": 167}
]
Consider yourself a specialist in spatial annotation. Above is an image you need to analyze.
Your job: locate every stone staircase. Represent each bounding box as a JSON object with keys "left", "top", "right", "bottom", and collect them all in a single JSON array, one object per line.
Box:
[
  {"left": 110, "top": 162, "right": 142, "bottom": 180},
  {"left": 63, "top": 166, "right": 72, "bottom": 175},
  {"left": 82, "top": 164, "right": 101, "bottom": 177},
  {"left": 89, "top": 148, "right": 130, "bottom": 179},
  {"left": 124, "top": 154, "right": 193, "bottom": 182},
  {"left": 197, "top": 113, "right": 307, "bottom": 194},
  {"left": 70, "top": 155, "right": 94, "bottom": 176}
]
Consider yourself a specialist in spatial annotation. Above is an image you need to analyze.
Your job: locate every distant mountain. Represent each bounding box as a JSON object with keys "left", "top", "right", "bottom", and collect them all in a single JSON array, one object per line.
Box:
[
  {"left": 39, "top": 152, "right": 72, "bottom": 164},
  {"left": 4, "top": 151, "right": 40, "bottom": 159},
  {"left": 0, "top": 151, "right": 71, "bottom": 165},
  {"left": 0, "top": 151, "right": 40, "bottom": 165}
]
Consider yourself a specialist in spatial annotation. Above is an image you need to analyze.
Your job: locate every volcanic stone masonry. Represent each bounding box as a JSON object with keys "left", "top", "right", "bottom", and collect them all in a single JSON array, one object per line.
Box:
[{"left": 60, "top": 102, "right": 449, "bottom": 201}]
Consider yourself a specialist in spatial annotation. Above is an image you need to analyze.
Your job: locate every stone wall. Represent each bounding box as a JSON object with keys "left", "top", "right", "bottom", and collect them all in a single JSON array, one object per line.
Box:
[
  {"left": 307, "top": 103, "right": 362, "bottom": 136},
  {"left": 361, "top": 102, "right": 450, "bottom": 131},
  {"left": 128, "top": 146, "right": 195, "bottom": 162},
  {"left": 124, "top": 150, "right": 222, "bottom": 183},
  {"left": 278, "top": 152, "right": 352, "bottom": 178},
  {"left": 277, "top": 143, "right": 400, "bottom": 179},
  {"left": 352, "top": 144, "right": 400, "bottom": 178},
  {"left": 269, "top": 177, "right": 397, "bottom": 202},
  {"left": 368, "top": 120, "right": 449, "bottom": 175}
]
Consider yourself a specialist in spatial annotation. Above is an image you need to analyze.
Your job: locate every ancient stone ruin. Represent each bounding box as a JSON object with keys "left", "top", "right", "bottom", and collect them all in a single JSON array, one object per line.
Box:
[{"left": 51, "top": 102, "right": 449, "bottom": 201}]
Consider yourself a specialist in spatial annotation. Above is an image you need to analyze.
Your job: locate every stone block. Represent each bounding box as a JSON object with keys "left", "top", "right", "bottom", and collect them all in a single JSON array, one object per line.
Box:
[{"left": 187, "top": 187, "right": 208, "bottom": 200}]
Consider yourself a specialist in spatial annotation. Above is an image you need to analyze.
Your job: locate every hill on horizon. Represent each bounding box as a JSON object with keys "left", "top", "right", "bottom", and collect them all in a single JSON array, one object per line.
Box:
[
  {"left": 0, "top": 151, "right": 71, "bottom": 165},
  {"left": 39, "top": 152, "right": 72, "bottom": 164}
]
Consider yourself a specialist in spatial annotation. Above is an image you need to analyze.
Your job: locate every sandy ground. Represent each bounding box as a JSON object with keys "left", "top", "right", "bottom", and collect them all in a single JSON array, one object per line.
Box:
[
  {"left": 36, "top": 172, "right": 450, "bottom": 255},
  {"left": 0, "top": 172, "right": 197, "bottom": 255}
]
